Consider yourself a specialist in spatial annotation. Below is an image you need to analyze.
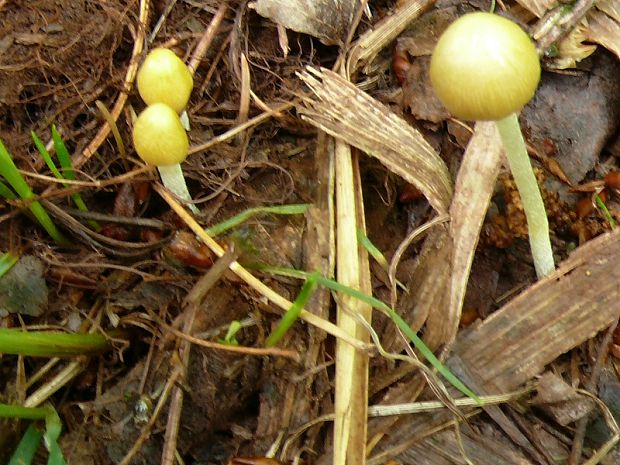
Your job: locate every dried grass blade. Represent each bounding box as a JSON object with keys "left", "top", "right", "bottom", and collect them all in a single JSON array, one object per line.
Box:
[
  {"left": 347, "top": 0, "right": 434, "bottom": 74},
  {"left": 297, "top": 67, "right": 452, "bottom": 213},
  {"left": 587, "top": 9, "right": 620, "bottom": 60},
  {"left": 333, "top": 142, "right": 372, "bottom": 465}
]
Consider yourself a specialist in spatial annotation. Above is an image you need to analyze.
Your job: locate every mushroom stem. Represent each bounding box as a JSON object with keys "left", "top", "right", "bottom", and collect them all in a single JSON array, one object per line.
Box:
[
  {"left": 495, "top": 113, "right": 554, "bottom": 278},
  {"left": 157, "top": 164, "right": 199, "bottom": 214}
]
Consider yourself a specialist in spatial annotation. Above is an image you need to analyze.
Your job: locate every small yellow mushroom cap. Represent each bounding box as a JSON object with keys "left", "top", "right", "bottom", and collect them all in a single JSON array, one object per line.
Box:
[
  {"left": 430, "top": 12, "right": 541, "bottom": 121},
  {"left": 132, "top": 103, "right": 189, "bottom": 166},
  {"left": 137, "top": 48, "right": 193, "bottom": 113}
]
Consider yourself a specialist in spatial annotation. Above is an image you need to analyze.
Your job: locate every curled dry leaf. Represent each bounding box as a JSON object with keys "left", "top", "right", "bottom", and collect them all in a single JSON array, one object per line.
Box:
[
  {"left": 250, "top": 0, "right": 355, "bottom": 45},
  {"left": 297, "top": 67, "right": 452, "bottom": 213},
  {"left": 588, "top": 9, "right": 620, "bottom": 61},
  {"left": 528, "top": 0, "right": 620, "bottom": 68},
  {"left": 554, "top": 19, "right": 597, "bottom": 69}
]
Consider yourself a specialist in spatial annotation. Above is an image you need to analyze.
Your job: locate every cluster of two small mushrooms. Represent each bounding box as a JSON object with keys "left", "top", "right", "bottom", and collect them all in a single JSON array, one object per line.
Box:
[
  {"left": 430, "top": 12, "right": 554, "bottom": 278},
  {"left": 132, "top": 48, "right": 198, "bottom": 213}
]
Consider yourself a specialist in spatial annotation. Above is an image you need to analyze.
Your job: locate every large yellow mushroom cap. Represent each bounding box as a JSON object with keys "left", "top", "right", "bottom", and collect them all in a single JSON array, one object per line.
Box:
[
  {"left": 430, "top": 12, "right": 541, "bottom": 121},
  {"left": 137, "top": 48, "right": 193, "bottom": 113},
  {"left": 132, "top": 103, "right": 189, "bottom": 166}
]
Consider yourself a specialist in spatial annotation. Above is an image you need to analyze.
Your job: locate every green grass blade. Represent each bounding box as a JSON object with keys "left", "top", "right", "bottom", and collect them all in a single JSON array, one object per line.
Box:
[
  {"left": 28, "top": 202, "right": 71, "bottom": 245},
  {"left": 595, "top": 193, "right": 616, "bottom": 229},
  {"left": 0, "top": 140, "right": 70, "bottom": 245},
  {"left": 33, "top": 130, "right": 99, "bottom": 230},
  {"left": 8, "top": 423, "right": 43, "bottom": 465},
  {"left": 265, "top": 271, "right": 319, "bottom": 347},
  {"left": 0, "top": 329, "right": 113, "bottom": 357},
  {"left": 0, "top": 179, "right": 17, "bottom": 199},
  {"left": 0, "top": 251, "right": 19, "bottom": 278},
  {"left": 0, "top": 140, "right": 38, "bottom": 199},
  {"left": 261, "top": 266, "right": 481, "bottom": 403},
  {"left": 0, "top": 403, "right": 51, "bottom": 420},
  {"left": 206, "top": 204, "right": 310, "bottom": 236},
  {"left": 44, "top": 409, "right": 67, "bottom": 465},
  {"left": 46, "top": 438, "right": 67, "bottom": 465},
  {"left": 51, "top": 125, "right": 75, "bottom": 180},
  {"left": 31, "top": 131, "right": 63, "bottom": 179},
  {"left": 357, "top": 229, "right": 389, "bottom": 270},
  {"left": 4, "top": 405, "right": 68, "bottom": 465}
]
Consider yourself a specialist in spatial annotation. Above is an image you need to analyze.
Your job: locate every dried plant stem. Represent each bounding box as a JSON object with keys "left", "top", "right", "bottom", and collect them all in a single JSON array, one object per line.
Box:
[
  {"left": 75, "top": 0, "right": 148, "bottom": 168},
  {"left": 161, "top": 251, "right": 235, "bottom": 465},
  {"left": 333, "top": 140, "right": 372, "bottom": 465},
  {"left": 496, "top": 113, "right": 554, "bottom": 278},
  {"left": 187, "top": 2, "right": 228, "bottom": 74},
  {"left": 24, "top": 360, "right": 86, "bottom": 408},
  {"left": 153, "top": 184, "right": 369, "bottom": 351}
]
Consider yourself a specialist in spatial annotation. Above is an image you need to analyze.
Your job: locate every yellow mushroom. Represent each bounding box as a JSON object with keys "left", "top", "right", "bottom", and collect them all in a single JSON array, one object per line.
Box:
[
  {"left": 430, "top": 12, "right": 553, "bottom": 278},
  {"left": 133, "top": 103, "right": 198, "bottom": 213},
  {"left": 137, "top": 48, "right": 193, "bottom": 113}
]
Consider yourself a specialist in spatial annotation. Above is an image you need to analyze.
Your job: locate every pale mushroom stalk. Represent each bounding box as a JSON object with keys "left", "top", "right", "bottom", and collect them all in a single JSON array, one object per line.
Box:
[
  {"left": 157, "top": 164, "right": 199, "bottom": 214},
  {"left": 496, "top": 113, "right": 554, "bottom": 278}
]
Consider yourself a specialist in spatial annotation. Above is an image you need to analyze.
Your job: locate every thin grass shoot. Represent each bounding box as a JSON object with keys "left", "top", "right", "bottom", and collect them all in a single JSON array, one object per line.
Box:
[
  {"left": 0, "top": 140, "right": 69, "bottom": 245},
  {"left": 261, "top": 266, "right": 481, "bottom": 403},
  {"left": 0, "top": 251, "right": 19, "bottom": 278},
  {"left": 595, "top": 193, "right": 616, "bottom": 229},
  {"left": 206, "top": 204, "right": 310, "bottom": 236},
  {"left": 265, "top": 271, "right": 319, "bottom": 347},
  {"left": 32, "top": 129, "right": 100, "bottom": 231}
]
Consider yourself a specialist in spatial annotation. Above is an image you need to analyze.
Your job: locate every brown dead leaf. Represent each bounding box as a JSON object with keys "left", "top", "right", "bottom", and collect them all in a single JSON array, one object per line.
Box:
[
  {"left": 454, "top": 228, "right": 620, "bottom": 393},
  {"left": 532, "top": 372, "right": 594, "bottom": 425},
  {"left": 368, "top": 227, "right": 620, "bottom": 462},
  {"left": 250, "top": 0, "right": 355, "bottom": 45}
]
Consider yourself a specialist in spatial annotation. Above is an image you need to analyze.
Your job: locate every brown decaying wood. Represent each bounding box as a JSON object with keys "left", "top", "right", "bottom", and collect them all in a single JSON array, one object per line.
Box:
[
  {"left": 454, "top": 227, "right": 620, "bottom": 391},
  {"left": 368, "top": 227, "right": 620, "bottom": 463}
]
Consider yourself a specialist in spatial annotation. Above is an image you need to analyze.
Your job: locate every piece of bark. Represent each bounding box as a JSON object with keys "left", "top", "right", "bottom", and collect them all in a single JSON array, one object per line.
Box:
[
  {"left": 453, "top": 227, "right": 620, "bottom": 392},
  {"left": 532, "top": 372, "right": 594, "bottom": 425},
  {"left": 369, "top": 227, "right": 620, "bottom": 462}
]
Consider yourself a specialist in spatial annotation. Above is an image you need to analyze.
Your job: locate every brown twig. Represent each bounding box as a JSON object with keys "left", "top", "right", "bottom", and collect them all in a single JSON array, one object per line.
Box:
[
  {"left": 74, "top": 0, "right": 149, "bottom": 168},
  {"left": 187, "top": 2, "right": 229, "bottom": 75},
  {"left": 188, "top": 101, "right": 295, "bottom": 155},
  {"left": 568, "top": 319, "right": 619, "bottom": 465},
  {"left": 153, "top": 183, "right": 371, "bottom": 351},
  {"left": 160, "top": 249, "right": 238, "bottom": 465}
]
